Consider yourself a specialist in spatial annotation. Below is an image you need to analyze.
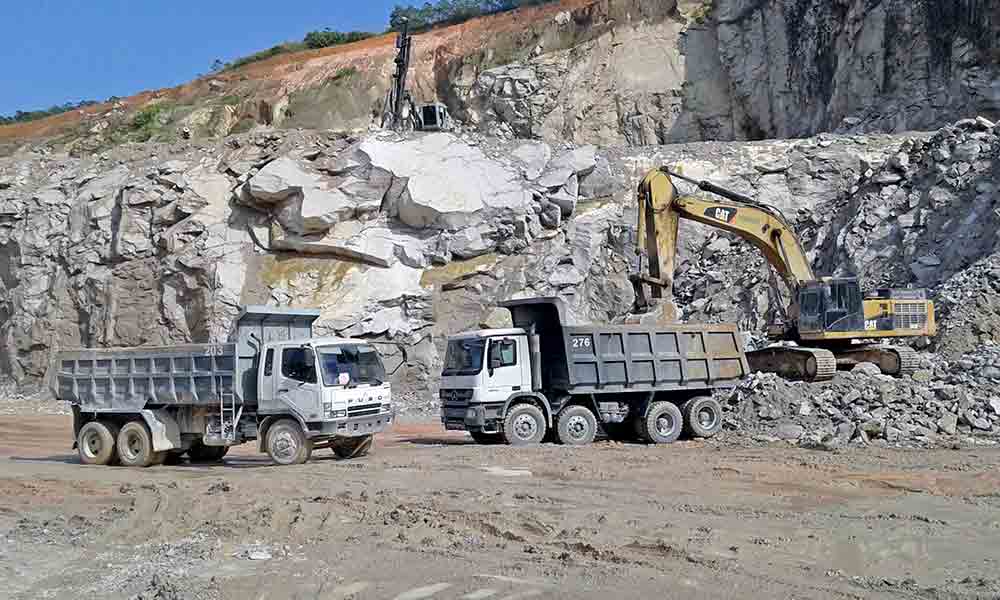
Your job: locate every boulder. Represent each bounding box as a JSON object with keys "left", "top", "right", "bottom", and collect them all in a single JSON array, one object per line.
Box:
[
  {"left": 360, "top": 133, "right": 530, "bottom": 230},
  {"left": 511, "top": 141, "right": 551, "bottom": 180},
  {"left": 547, "top": 189, "right": 578, "bottom": 217},
  {"left": 852, "top": 362, "right": 882, "bottom": 376},
  {"left": 248, "top": 157, "right": 312, "bottom": 203},
  {"left": 450, "top": 225, "right": 495, "bottom": 259}
]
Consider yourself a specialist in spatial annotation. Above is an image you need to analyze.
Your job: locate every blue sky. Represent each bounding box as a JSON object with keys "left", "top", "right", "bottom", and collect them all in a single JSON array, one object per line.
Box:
[{"left": 1, "top": 0, "right": 401, "bottom": 116}]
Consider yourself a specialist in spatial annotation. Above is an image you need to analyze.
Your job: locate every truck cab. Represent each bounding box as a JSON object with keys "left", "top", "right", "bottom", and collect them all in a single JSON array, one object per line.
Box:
[
  {"left": 439, "top": 328, "right": 532, "bottom": 435},
  {"left": 256, "top": 337, "right": 393, "bottom": 436}
]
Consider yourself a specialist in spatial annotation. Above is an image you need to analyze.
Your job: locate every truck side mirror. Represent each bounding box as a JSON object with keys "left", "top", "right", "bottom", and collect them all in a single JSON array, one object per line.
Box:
[
  {"left": 302, "top": 346, "right": 315, "bottom": 367},
  {"left": 489, "top": 356, "right": 502, "bottom": 370}
]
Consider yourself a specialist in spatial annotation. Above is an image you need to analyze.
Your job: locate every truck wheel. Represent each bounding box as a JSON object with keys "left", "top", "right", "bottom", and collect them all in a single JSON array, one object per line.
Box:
[
  {"left": 77, "top": 421, "right": 118, "bottom": 466},
  {"left": 116, "top": 421, "right": 163, "bottom": 468},
  {"left": 681, "top": 396, "right": 723, "bottom": 438},
  {"left": 638, "top": 401, "right": 683, "bottom": 444},
  {"left": 556, "top": 405, "right": 597, "bottom": 445},
  {"left": 469, "top": 431, "right": 504, "bottom": 445},
  {"left": 503, "top": 403, "right": 547, "bottom": 446},
  {"left": 333, "top": 434, "right": 374, "bottom": 459},
  {"left": 188, "top": 444, "right": 229, "bottom": 463},
  {"left": 266, "top": 419, "right": 312, "bottom": 465}
]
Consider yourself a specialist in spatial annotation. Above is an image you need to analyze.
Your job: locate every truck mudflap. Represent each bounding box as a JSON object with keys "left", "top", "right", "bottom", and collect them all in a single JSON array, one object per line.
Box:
[{"left": 140, "top": 409, "right": 182, "bottom": 452}]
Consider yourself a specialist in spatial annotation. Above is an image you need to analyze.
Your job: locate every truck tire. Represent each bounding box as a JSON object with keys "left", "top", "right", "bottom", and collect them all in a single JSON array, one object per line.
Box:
[
  {"left": 556, "top": 405, "right": 597, "bottom": 445},
  {"left": 469, "top": 431, "right": 504, "bottom": 445},
  {"left": 503, "top": 403, "right": 547, "bottom": 446},
  {"left": 333, "top": 434, "right": 374, "bottom": 459},
  {"left": 266, "top": 419, "right": 312, "bottom": 465},
  {"left": 637, "top": 401, "right": 683, "bottom": 444},
  {"left": 77, "top": 421, "right": 118, "bottom": 466},
  {"left": 681, "top": 396, "right": 723, "bottom": 438},
  {"left": 188, "top": 444, "right": 229, "bottom": 463},
  {"left": 116, "top": 421, "right": 164, "bottom": 468}
]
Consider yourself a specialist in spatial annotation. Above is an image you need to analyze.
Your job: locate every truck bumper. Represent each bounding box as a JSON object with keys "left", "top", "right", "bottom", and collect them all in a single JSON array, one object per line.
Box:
[
  {"left": 441, "top": 402, "right": 504, "bottom": 433},
  {"left": 308, "top": 410, "right": 394, "bottom": 439}
]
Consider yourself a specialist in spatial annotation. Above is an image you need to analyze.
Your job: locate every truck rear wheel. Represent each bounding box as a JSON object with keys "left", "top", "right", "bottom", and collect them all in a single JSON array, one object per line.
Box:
[
  {"left": 333, "top": 434, "right": 374, "bottom": 459},
  {"left": 681, "top": 396, "right": 723, "bottom": 438},
  {"left": 503, "top": 403, "right": 547, "bottom": 446},
  {"left": 77, "top": 421, "right": 118, "bottom": 466},
  {"left": 637, "top": 401, "right": 683, "bottom": 444},
  {"left": 116, "top": 421, "right": 163, "bottom": 468},
  {"left": 556, "top": 405, "right": 597, "bottom": 445},
  {"left": 266, "top": 419, "right": 312, "bottom": 465}
]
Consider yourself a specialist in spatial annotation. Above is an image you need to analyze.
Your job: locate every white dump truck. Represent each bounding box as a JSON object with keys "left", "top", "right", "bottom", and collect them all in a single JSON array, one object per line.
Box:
[
  {"left": 440, "top": 298, "right": 750, "bottom": 445},
  {"left": 51, "top": 306, "right": 395, "bottom": 467}
]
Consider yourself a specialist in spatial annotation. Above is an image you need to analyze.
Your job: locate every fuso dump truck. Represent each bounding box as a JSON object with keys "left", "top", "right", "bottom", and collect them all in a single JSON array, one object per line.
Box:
[
  {"left": 52, "top": 306, "right": 395, "bottom": 467},
  {"left": 440, "top": 298, "right": 750, "bottom": 445}
]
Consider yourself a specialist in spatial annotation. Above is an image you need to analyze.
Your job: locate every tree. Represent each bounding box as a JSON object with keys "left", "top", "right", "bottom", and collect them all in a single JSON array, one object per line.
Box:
[{"left": 210, "top": 59, "right": 226, "bottom": 73}]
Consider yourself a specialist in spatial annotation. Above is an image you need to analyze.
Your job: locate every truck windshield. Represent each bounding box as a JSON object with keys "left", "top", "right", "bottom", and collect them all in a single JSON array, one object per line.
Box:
[
  {"left": 317, "top": 345, "right": 386, "bottom": 388},
  {"left": 442, "top": 338, "right": 486, "bottom": 376}
]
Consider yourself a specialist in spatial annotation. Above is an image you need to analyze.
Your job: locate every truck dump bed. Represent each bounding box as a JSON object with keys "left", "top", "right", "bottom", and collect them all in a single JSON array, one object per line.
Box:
[
  {"left": 53, "top": 344, "right": 237, "bottom": 411},
  {"left": 501, "top": 298, "right": 749, "bottom": 394},
  {"left": 52, "top": 306, "right": 320, "bottom": 412}
]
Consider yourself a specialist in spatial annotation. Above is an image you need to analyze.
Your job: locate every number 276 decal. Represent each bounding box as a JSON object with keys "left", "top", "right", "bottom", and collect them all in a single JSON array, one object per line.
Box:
[{"left": 571, "top": 337, "right": 593, "bottom": 350}]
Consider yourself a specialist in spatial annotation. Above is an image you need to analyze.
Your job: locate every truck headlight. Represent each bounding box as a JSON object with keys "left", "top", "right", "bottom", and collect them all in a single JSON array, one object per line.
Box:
[
  {"left": 381, "top": 403, "right": 391, "bottom": 412},
  {"left": 331, "top": 409, "right": 347, "bottom": 418},
  {"left": 465, "top": 407, "right": 479, "bottom": 420}
]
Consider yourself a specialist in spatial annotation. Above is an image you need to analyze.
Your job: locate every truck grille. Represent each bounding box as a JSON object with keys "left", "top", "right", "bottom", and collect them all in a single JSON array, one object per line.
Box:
[
  {"left": 348, "top": 403, "right": 382, "bottom": 417},
  {"left": 894, "top": 302, "right": 928, "bottom": 331},
  {"left": 439, "top": 388, "right": 473, "bottom": 409}
]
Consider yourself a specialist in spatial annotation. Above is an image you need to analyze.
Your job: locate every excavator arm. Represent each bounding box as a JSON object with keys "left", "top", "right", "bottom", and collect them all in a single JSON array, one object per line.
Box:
[{"left": 632, "top": 168, "right": 814, "bottom": 322}]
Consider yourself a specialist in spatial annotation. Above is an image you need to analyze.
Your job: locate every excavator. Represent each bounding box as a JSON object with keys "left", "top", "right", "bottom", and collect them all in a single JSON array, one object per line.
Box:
[{"left": 629, "top": 167, "right": 937, "bottom": 382}]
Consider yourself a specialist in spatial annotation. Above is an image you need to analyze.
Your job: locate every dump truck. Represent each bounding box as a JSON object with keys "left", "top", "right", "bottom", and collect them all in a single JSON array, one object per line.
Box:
[
  {"left": 52, "top": 306, "right": 395, "bottom": 467},
  {"left": 440, "top": 297, "right": 750, "bottom": 445}
]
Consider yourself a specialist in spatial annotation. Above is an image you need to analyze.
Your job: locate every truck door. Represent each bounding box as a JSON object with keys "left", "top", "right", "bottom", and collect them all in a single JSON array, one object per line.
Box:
[
  {"left": 486, "top": 338, "right": 523, "bottom": 400},
  {"left": 276, "top": 347, "right": 323, "bottom": 421}
]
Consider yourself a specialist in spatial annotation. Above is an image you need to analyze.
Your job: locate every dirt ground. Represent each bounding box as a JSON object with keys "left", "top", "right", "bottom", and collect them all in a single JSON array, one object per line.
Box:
[{"left": 2, "top": 415, "right": 1000, "bottom": 600}]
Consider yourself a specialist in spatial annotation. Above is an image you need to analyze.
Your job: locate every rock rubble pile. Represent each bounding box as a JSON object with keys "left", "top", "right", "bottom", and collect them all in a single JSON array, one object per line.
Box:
[{"left": 723, "top": 345, "right": 1000, "bottom": 448}]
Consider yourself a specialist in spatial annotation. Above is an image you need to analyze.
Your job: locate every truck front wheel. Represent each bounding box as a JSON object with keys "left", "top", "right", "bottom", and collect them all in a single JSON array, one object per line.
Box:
[
  {"left": 503, "top": 403, "right": 547, "bottom": 446},
  {"left": 116, "top": 421, "right": 164, "bottom": 468},
  {"left": 77, "top": 421, "right": 119, "bottom": 466},
  {"left": 266, "top": 419, "right": 312, "bottom": 465},
  {"left": 637, "top": 401, "right": 683, "bottom": 444},
  {"left": 556, "top": 405, "right": 597, "bottom": 445}
]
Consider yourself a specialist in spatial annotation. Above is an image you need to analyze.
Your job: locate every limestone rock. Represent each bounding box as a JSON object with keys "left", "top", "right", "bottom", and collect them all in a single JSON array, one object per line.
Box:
[{"left": 361, "top": 133, "right": 530, "bottom": 230}]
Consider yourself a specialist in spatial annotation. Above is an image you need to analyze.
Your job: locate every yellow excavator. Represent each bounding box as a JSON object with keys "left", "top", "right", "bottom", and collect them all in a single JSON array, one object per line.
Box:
[{"left": 629, "top": 167, "right": 937, "bottom": 382}]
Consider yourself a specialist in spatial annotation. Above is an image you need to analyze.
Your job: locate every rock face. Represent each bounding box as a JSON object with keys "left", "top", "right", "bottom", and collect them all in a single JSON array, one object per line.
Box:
[
  {"left": 10, "top": 0, "right": 999, "bottom": 153},
  {"left": 460, "top": 0, "right": 1000, "bottom": 145}
]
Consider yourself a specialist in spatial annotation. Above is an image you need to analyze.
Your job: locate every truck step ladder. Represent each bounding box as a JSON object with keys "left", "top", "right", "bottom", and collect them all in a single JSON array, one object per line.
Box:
[{"left": 217, "top": 376, "right": 243, "bottom": 443}]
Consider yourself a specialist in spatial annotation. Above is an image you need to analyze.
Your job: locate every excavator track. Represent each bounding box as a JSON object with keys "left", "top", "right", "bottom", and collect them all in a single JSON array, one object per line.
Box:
[
  {"left": 833, "top": 344, "right": 920, "bottom": 377},
  {"left": 746, "top": 347, "right": 837, "bottom": 382}
]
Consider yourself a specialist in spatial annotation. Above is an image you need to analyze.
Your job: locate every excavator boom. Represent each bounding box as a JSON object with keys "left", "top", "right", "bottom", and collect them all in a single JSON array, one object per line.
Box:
[{"left": 633, "top": 168, "right": 814, "bottom": 314}]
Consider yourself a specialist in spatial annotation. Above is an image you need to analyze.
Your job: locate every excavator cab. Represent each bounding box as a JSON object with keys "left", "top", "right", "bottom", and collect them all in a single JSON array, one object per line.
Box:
[{"left": 797, "top": 279, "right": 865, "bottom": 334}]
